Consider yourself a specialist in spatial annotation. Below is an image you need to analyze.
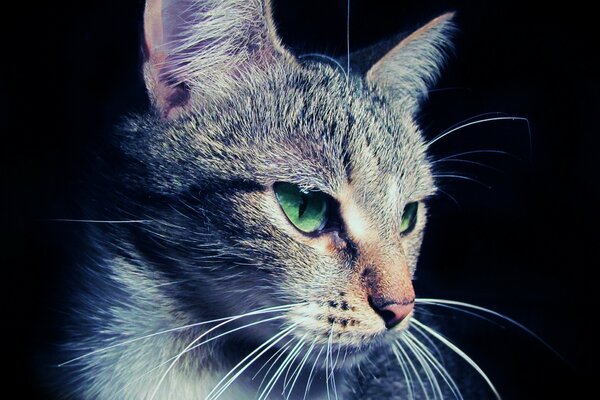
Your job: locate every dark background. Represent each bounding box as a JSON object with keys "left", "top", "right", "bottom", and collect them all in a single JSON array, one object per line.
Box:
[{"left": 2, "top": 0, "right": 597, "bottom": 398}]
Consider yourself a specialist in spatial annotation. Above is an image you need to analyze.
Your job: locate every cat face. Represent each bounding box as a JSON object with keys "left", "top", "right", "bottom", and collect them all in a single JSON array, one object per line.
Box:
[{"left": 121, "top": 0, "right": 453, "bottom": 358}]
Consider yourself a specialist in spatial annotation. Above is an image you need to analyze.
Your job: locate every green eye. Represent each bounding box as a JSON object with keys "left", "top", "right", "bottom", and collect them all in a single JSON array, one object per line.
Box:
[
  {"left": 274, "top": 182, "right": 329, "bottom": 234},
  {"left": 400, "top": 202, "right": 419, "bottom": 234}
]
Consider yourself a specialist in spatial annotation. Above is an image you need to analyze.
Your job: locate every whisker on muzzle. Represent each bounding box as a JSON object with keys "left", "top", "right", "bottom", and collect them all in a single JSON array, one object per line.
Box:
[{"left": 410, "top": 318, "right": 502, "bottom": 400}]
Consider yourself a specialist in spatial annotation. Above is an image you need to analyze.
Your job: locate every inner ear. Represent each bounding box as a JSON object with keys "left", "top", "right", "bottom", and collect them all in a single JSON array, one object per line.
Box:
[{"left": 142, "top": 0, "right": 295, "bottom": 119}]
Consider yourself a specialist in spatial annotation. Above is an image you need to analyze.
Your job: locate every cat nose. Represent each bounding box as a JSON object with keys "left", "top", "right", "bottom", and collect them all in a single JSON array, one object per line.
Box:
[{"left": 369, "top": 297, "right": 415, "bottom": 329}]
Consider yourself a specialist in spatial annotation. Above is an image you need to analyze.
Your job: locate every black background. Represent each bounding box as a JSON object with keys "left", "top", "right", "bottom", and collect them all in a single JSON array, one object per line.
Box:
[{"left": 2, "top": 0, "right": 597, "bottom": 398}]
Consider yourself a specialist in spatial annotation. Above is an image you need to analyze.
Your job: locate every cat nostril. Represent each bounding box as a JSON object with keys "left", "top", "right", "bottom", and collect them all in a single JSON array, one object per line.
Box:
[{"left": 368, "top": 297, "right": 414, "bottom": 329}]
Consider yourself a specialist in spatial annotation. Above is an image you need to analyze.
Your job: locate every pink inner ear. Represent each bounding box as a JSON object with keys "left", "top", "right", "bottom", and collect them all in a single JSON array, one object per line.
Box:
[
  {"left": 141, "top": 0, "right": 291, "bottom": 119},
  {"left": 144, "top": 0, "right": 165, "bottom": 62},
  {"left": 144, "top": 0, "right": 210, "bottom": 82},
  {"left": 143, "top": 0, "right": 192, "bottom": 119}
]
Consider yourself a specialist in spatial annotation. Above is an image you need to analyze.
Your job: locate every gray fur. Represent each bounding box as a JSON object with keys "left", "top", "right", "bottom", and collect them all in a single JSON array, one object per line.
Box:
[{"left": 58, "top": 1, "right": 469, "bottom": 399}]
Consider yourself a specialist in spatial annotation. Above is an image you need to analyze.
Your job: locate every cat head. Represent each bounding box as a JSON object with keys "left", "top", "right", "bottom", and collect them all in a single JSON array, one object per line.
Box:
[{"left": 120, "top": 0, "right": 453, "bottom": 355}]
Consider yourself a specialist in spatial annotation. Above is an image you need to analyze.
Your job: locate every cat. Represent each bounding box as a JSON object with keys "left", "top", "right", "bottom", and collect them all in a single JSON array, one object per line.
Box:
[{"left": 54, "top": 0, "right": 499, "bottom": 398}]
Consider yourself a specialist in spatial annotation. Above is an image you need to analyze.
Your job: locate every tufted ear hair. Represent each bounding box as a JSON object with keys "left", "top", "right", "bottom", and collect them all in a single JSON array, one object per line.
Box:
[
  {"left": 366, "top": 13, "right": 455, "bottom": 112},
  {"left": 143, "top": 0, "right": 293, "bottom": 119}
]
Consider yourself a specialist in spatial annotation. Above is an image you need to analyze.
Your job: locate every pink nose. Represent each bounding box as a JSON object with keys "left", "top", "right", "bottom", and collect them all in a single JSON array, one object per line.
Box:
[{"left": 369, "top": 298, "right": 415, "bottom": 329}]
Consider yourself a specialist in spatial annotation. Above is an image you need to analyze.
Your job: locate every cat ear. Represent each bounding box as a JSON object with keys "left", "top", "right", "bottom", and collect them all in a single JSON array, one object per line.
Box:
[
  {"left": 366, "top": 13, "right": 455, "bottom": 111},
  {"left": 143, "top": 0, "right": 292, "bottom": 119}
]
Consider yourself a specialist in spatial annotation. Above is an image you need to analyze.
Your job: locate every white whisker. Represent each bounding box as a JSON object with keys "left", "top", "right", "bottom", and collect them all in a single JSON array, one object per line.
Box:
[
  {"left": 285, "top": 338, "right": 317, "bottom": 400},
  {"left": 391, "top": 344, "right": 415, "bottom": 400},
  {"left": 411, "top": 318, "right": 501, "bottom": 400},
  {"left": 396, "top": 339, "right": 429, "bottom": 398},
  {"left": 150, "top": 303, "right": 303, "bottom": 399},
  {"left": 150, "top": 315, "right": 286, "bottom": 399},
  {"left": 116, "top": 315, "right": 286, "bottom": 397},
  {"left": 356, "top": 361, "right": 365, "bottom": 379},
  {"left": 59, "top": 303, "right": 302, "bottom": 367},
  {"left": 341, "top": 344, "right": 349, "bottom": 365},
  {"left": 432, "top": 158, "right": 504, "bottom": 174},
  {"left": 433, "top": 112, "right": 511, "bottom": 135},
  {"left": 432, "top": 174, "right": 491, "bottom": 189},
  {"left": 408, "top": 316, "right": 445, "bottom": 361},
  {"left": 404, "top": 331, "right": 463, "bottom": 400},
  {"left": 428, "top": 116, "right": 530, "bottom": 147},
  {"left": 325, "top": 325, "right": 336, "bottom": 400},
  {"left": 435, "top": 187, "right": 461, "bottom": 207},
  {"left": 207, "top": 323, "right": 299, "bottom": 400},
  {"left": 47, "top": 218, "right": 152, "bottom": 224},
  {"left": 253, "top": 337, "right": 295, "bottom": 381},
  {"left": 282, "top": 337, "right": 308, "bottom": 392},
  {"left": 258, "top": 337, "right": 305, "bottom": 400},
  {"left": 417, "top": 301, "right": 499, "bottom": 326},
  {"left": 402, "top": 337, "right": 443, "bottom": 399},
  {"left": 333, "top": 341, "right": 342, "bottom": 371},
  {"left": 60, "top": 317, "right": 232, "bottom": 367},
  {"left": 256, "top": 341, "right": 294, "bottom": 394},
  {"left": 331, "top": 340, "right": 341, "bottom": 400},
  {"left": 304, "top": 345, "right": 325, "bottom": 400},
  {"left": 416, "top": 298, "right": 567, "bottom": 363},
  {"left": 436, "top": 149, "right": 516, "bottom": 162}
]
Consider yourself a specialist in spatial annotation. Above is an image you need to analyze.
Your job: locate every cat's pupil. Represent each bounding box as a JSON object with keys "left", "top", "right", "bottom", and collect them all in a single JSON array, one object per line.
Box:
[{"left": 298, "top": 195, "right": 309, "bottom": 218}]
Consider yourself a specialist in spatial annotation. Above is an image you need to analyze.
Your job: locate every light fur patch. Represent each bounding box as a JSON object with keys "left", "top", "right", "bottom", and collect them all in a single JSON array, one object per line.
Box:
[
  {"left": 338, "top": 185, "right": 373, "bottom": 244},
  {"left": 387, "top": 178, "right": 400, "bottom": 206}
]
